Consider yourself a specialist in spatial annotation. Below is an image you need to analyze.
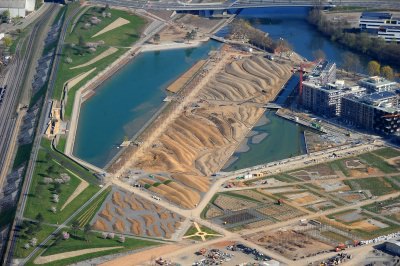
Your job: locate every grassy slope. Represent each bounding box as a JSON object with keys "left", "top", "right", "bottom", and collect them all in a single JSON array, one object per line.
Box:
[
  {"left": 30, "top": 233, "right": 159, "bottom": 266},
  {"left": 23, "top": 139, "right": 99, "bottom": 223},
  {"left": 52, "top": 6, "right": 146, "bottom": 105},
  {"left": 14, "top": 224, "right": 56, "bottom": 259}
]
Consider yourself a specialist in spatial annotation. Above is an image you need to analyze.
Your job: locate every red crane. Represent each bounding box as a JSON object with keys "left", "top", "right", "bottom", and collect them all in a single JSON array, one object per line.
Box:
[{"left": 297, "top": 61, "right": 318, "bottom": 98}]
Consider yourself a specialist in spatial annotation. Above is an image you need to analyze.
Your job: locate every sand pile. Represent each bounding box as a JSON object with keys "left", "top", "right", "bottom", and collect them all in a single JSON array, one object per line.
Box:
[{"left": 130, "top": 53, "right": 291, "bottom": 208}]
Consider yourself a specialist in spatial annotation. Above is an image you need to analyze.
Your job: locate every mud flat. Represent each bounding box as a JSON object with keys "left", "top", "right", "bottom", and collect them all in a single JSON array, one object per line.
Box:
[{"left": 110, "top": 46, "right": 293, "bottom": 208}]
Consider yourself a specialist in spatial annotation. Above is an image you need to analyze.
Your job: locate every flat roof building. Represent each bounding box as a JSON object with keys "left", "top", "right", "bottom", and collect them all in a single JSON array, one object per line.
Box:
[
  {"left": 359, "top": 12, "right": 400, "bottom": 42},
  {"left": 385, "top": 239, "right": 400, "bottom": 255},
  {"left": 358, "top": 76, "right": 398, "bottom": 93},
  {"left": 0, "top": 0, "right": 35, "bottom": 18},
  {"left": 342, "top": 91, "right": 400, "bottom": 135}
]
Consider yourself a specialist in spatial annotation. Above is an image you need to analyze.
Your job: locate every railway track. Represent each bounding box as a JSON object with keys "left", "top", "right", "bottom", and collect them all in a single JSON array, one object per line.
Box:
[{"left": 1, "top": 4, "right": 60, "bottom": 265}]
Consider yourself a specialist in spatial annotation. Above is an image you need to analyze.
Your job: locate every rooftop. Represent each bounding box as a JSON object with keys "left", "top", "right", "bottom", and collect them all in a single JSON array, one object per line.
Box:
[
  {"left": 359, "top": 76, "right": 397, "bottom": 87},
  {"left": 361, "top": 12, "right": 392, "bottom": 20}
]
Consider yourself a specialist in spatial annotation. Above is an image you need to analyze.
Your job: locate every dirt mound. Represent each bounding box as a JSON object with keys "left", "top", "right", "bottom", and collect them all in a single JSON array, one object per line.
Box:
[
  {"left": 113, "top": 218, "right": 126, "bottom": 232},
  {"left": 142, "top": 214, "right": 155, "bottom": 227},
  {"left": 128, "top": 218, "right": 142, "bottom": 235},
  {"left": 112, "top": 192, "right": 126, "bottom": 209},
  {"left": 92, "top": 219, "right": 109, "bottom": 231},
  {"left": 153, "top": 224, "right": 162, "bottom": 237},
  {"left": 99, "top": 203, "right": 113, "bottom": 222}
]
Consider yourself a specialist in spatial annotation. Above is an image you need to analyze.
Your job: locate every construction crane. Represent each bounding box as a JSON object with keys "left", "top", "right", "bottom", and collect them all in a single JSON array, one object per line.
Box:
[{"left": 292, "top": 60, "right": 319, "bottom": 100}]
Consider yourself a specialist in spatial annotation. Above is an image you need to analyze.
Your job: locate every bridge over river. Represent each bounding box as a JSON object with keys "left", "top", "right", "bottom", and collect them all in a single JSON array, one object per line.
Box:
[{"left": 89, "top": 0, "right": 400, "bottom": 11}]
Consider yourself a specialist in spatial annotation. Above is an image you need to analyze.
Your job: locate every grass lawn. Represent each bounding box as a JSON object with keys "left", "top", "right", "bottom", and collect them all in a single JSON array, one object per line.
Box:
[
  {"left": 373, "top": 147, "right": 400, "bottom": 159},
  {"left": 328, "top": 159, "right": 350, "bottom": 177},
  {"left": 35, "top": 233, "right": 159, "bottom": 266},
  {"left": 52, "top": 6, "right": 146, "bottom": 103},
  {"left": 73, "top": 186, "right": 111, "bottom": 227},
  {"left": 56, "top": 136, "right": 67, "bottom": 153},
  {"left": 14, "top": 224, "right": 56, "bottom": 259},
  {"left": 344, "top": 177, "right": 398, "bottom": 196},
  {"left": 23, "top": 140, "right": 99, "bottom": 224},
  {"left": 358, "top": 153, "right": 398, "bottom": 173}
]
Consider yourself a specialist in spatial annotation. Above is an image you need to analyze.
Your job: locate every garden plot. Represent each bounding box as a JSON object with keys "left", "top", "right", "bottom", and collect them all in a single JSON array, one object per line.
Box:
[
  {"left": 318, "top": 180, "right": 350, "bottom": 192},
  {"left": 282, "top": 191, "right": 325, "bottom": 206},
  {"left": 344, "top": 177, "right": 399, "bottom": 196},
  {"left": 363, "top": 197, "right": 400, "bottom": 222},
  {"left": 306, "top": 201, "right": 337, "bottom": 212},
  {"left": 289, "top": 164, "right": 337, "bottom": 180},
  {"left": 262, "top": 186, "right": 303, "bottom": 194},
  {"left": 212, "top": 209, "right": 267, "bottom": 229},
  {"left": 229, "top": 189, "right": 274, "bottom": 203},
  {"left": 331, "top": 191, "right": 368, "bottom": 203},
  {"left": 91, "top": 187, "right": 184, "bottom": 239},
  {"left": 334, "top": 210, "right": 365, "bottom": 223},
  {"left": 350, "top": 219, "right": 388, "bottom": 232},
  {"left": 344, "top": 158, "right": 380, "bottom": 177},
  {"left": 204, "top": 205, "right": 224, "bottom": 219},
  {"left": 246, "top": 229, "right": 334, "bottom": 261},
  {"left": 256, "top": 204, "right": 304, "bottom": 221},
  {"left": 213, "top": 194, "right": 258, "bottom": 211}
]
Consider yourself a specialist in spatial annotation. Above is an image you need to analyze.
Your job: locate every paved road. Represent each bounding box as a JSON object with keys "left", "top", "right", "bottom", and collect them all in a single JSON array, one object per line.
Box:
[
  {"left": 88, "top": 0, "right": 400, "bottom": 11},
  {"left": 2, "top": 4, "right": 68, "bottom": 265}
]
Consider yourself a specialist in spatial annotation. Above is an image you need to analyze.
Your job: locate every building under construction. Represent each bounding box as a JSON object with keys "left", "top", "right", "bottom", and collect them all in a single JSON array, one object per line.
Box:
[
  {"left": 342, "top": 91, "right": 400, "bottom": 135},
  {"left": 300, "top": 60, "right": 400, "bottom": 135}
]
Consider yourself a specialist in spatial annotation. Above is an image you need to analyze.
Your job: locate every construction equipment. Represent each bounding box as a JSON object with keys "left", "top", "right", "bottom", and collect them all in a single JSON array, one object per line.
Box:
[
  {"left": 277, "top": 199, "right": 283, "bottom": 205},
  {"left": 292, "top": 61, "right": 318, "bottom": 100},
  {"left": 335, "top": 243, "right": 347, "bottom": 252}
]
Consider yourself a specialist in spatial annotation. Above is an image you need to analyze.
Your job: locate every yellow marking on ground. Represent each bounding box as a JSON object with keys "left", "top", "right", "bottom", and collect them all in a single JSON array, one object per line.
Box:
[
  {"left": 70, "top": 47, "right": 119, "bottom": 70},
  {"left": 92, "top": 17, "right": 130, "bottom": 38}
]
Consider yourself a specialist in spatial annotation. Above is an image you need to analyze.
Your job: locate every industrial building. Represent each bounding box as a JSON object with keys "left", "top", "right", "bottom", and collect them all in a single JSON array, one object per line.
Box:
[
  {"left": 359, "top": 12, "right": 400, "bottom": 42},
  {"left": 0, "top": 0, "right": 35, "bottom": 18},
  {"left": 385, "top": 239, "right": 400, "bottom": 255}
]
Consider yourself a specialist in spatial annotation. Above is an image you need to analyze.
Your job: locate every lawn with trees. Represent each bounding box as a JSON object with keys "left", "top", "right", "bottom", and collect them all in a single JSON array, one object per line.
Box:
[
  {"left": 23, "top": 140, "right": 99, "bottom": 225},
  {"left": 53, "top": 5, "right": 147, "bottom": 120}
]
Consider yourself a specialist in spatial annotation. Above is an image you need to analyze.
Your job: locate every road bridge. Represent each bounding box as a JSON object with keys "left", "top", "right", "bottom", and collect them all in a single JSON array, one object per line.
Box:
[{"left": 89, "top": 0, "right": 400, "bottom": 11}]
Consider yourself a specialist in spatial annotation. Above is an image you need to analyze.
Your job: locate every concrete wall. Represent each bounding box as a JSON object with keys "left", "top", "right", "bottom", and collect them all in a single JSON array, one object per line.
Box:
[
  {"left": 0, "top": 7, "right": 26, "bottom": 18},
  {"left": 25, "top": 0, "right": 35, "bottom": 12}
]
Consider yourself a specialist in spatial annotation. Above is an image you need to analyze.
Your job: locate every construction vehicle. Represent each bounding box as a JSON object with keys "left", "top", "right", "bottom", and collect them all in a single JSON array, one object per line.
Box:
[
  {"left": 335, "top": 243, "right": 347, "bottom": 252},
  {"left": 197, "top": 248, "right": 207, "bottom": 255},
  {"left": 277, "top": 199, "right": 283, "bottom": 205}
]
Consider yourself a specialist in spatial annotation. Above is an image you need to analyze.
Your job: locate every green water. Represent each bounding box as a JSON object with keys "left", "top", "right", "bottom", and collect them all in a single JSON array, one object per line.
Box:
[{"left": 224, "top": 111, "right": 306, "bottom": 171}]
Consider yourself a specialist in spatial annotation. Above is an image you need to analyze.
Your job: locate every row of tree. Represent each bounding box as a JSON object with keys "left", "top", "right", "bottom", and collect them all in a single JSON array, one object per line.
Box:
[
  {"left": 367, "top": 60, "right": 395, "bottom": 80},
  {"left": 228, "top": 19, "right": 291, "bottom": 53},
  {"left": 308, "top": 7, "right": 400, "bottom": 70}
]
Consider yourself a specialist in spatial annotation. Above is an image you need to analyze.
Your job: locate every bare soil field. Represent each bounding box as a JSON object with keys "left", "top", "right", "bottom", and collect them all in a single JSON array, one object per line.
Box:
[{"left": 247, "top": 230, "right": 334, "bottom": 261}]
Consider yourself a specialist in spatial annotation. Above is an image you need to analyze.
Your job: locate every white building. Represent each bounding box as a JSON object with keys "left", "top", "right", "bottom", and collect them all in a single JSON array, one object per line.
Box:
[
  {"left": 0, "top": 0, "right": 35, "bottom": 18},
  {"left": 359, "top": 12, "right": 400, "bottom": 42}
]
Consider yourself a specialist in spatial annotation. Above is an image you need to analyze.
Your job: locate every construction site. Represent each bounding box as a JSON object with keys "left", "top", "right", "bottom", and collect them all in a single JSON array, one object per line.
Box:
[{"left": 107, "top": 44, "right": 299, "bottom": 209}]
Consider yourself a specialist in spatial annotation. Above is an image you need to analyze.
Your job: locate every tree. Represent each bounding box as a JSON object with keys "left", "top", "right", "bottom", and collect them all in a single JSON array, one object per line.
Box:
[
  {"left": 367, "top": 61, "right": 381, "bottom": 76},
  {"left": 78, "top": 35, "right": 86, "bottom": 48},
  {"left": 2, "top": 10, "right": 10, "bottom": 21},
  {"left": 3, "top": 36, "right": 12, "bottom": 48},
  {"left": 35, "top": 213, "right": 44, "bottom": 225},
  {"left": 153, "top": 33, "right": 160, "bottom": 43},
  {"left": 184, "top": 32, "right": 191, "bottom": 43},
  {"left": 381, "top": 66, "right": 394, "bottom": 80},
  {"left": 83, "top": 224, "right": 92, "bottom": 242},
  {"left": 71, "top": 220, "right": 80, "bottom": 237},
  {"left": 341, "top": 52, "right": 360, "bottom": 76},
  {"left": 312, "top": 49, "right": 326, "bottom": 61},
  {"left": 54, "top": 182, "right": 62, "bottom": 194}
]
